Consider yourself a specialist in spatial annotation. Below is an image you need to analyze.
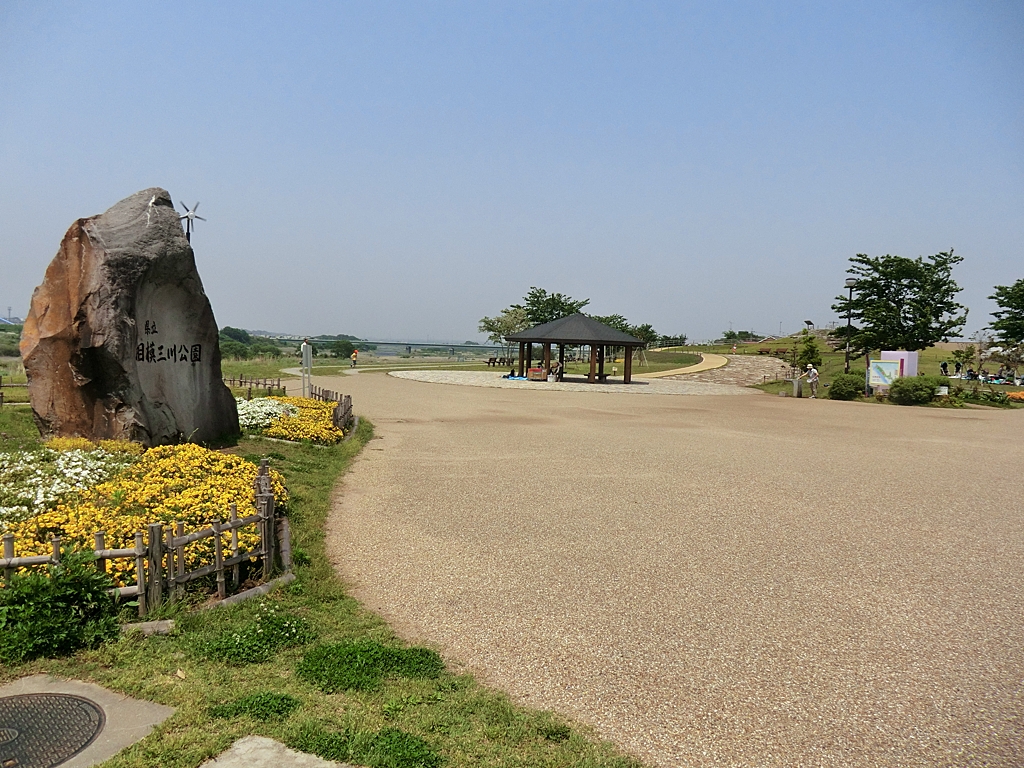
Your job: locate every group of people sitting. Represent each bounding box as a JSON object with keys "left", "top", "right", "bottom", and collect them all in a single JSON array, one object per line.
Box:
[
  {"left": 940, "top": 360, "right": 1021, "bottom": 385},
  {"left": 502, "top": 360, "right": 564, "bottom": 381}
]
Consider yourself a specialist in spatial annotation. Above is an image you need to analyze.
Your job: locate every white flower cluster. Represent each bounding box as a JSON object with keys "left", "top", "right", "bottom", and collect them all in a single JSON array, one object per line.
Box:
[
  {"left": 236, "top": 397, "right": 297, "bottom": 430},
  {"left": 0, "top": 448, "right": 134, "bottom": 527}
]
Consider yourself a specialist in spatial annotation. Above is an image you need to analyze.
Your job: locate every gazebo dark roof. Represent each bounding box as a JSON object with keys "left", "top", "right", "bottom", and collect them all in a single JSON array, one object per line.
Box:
[{"left": 506, "top": 313, "right": 644, "bottom": 346}]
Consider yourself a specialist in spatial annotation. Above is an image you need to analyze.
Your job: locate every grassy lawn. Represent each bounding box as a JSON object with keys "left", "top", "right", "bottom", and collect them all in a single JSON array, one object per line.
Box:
[{"left": 0, "top": 410, "right": 640, "bottom": 768}]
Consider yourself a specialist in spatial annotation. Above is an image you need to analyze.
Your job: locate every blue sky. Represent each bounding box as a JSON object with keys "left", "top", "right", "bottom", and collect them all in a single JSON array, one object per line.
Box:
[{"left": 2, "top": 2, "right": 1021, "bottom": 341}]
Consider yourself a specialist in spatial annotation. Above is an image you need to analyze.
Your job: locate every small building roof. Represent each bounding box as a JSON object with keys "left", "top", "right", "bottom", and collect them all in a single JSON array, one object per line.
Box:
[{"left": 506, "top": 313, "right": 645, "bottom": 346}]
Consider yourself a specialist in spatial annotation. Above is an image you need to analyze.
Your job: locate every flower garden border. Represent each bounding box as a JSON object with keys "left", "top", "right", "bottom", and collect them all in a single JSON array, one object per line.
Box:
[{"left": 0, "top": 459, "right": 291, "bottom": 618}]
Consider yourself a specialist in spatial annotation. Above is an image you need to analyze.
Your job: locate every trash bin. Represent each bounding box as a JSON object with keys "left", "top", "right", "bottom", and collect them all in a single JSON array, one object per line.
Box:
[{"left": 792, "top": 378, "right": 803, "bottom": 398}]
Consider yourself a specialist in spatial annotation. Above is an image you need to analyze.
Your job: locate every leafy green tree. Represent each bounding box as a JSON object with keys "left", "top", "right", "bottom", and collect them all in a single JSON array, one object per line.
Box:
[
  {"left": 220, "top": 339, "right": 251, "bottom": 360},
  {"left": 796, "top": 331, "right": 822, "bottom": 368},
  {"left": 514, "top": 287, "right": 589, "bottom": 326},
  {"left": 831, "top": 250, "right": 967, "bottom": 353},
  {"left": 722, "top": 330, "right": 738, "bottom": 340},
  {"left": 220, "top": 326, "right": 252, "bottom": 345},
  {"left": 989, "top": 278, "right": 1024, "bottom": 345},
  {"left": 250, "top": 341, "right": 281, "bottom": 358},
  {"left": 628, "top": 323, "right": 660, "bottom": 346},
  {"left": 331, "top": 339, "right": 355, "bottom": 359},
  {"left": 478, "top": 307, "right": 530, "bottom": 359}
]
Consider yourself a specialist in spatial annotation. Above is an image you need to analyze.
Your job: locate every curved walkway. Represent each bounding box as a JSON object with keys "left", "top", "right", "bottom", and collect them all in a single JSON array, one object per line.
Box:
[
  {"left": 387, "top": 369, "right": 755, "bottom": 396},
  {"left": 634, "top": 352, "right": 728, "bottom": 378},
  {"left": 322, "top": 373, "right": 1024, "bottom": 768}
]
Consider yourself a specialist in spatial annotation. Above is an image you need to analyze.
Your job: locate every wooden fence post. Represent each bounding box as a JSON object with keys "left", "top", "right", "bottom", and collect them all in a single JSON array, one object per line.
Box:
[
  {"left": 174, "top": 522, "right": 185, "bottom": 600},
  {"left": 3, "top": 533, "right": 13, "bottom": 581},
  {"left": 51, "top": 535, "right": 61, "bottom": 564},
  {"left": 134, "top": 532, "right": 147, "bottom": 617},
  {"left": 94, "top": 531, "right": 106, "bottom": 574},
  {"left": 147, "top": 523, "right": 163, "bottom": 609},
  {"left": 164, "top": 525, "right": 175, "bottom": 602},
  {"left": 213, "top": 520, "right": 226, "bottom": 599},
  {"left": 230, "top": 502, "right": 240, "bottom": 588},
  {"left": 276, "top": 517, "right": 292, "bottom": 572}
]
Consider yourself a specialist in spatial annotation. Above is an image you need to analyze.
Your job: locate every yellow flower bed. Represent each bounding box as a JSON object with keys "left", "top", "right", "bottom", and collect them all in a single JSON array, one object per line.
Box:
[
  {"left": 44, "top": 437, "right": 144, "bottom": 455},
  {"left": 263, "top": 397, "right": 345, "bottom": 445},
  {"left": 7, "top": 444, "right": 286, "bottom": 586}
]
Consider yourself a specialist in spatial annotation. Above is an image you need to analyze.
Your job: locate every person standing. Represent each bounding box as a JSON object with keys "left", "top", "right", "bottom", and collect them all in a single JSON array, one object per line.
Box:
[{"left": 799, "top": 363, "right": 820, "bottom": 398}]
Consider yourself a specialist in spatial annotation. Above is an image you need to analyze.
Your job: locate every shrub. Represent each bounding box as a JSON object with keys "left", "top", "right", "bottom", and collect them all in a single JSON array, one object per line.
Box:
[
  {"left": 827, "top": 373, "right": 864, "bottom": 401},
  {"left": 888, "top": 375, "right": 949, "bottom": 405},
  {"left": 297, "top": 640, "right": 445, "bottom": 693},
  {"left": 0, "top": 549, "right": 119, "bottom": 664},
  {"left": 210, "top": 692, "right": 301, "bottom": 720},
  {"left": 199, "top": 601, "right": 314, "bottom": 664},
  {"left": 287, "top": 723, "right": 441, "bottom": 768}
]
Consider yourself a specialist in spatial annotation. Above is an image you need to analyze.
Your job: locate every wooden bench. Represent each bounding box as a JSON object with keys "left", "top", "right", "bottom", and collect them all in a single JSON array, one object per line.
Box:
[
  {"left": 758, "top": 348, "right": 771, "bottom": 355},
  {"left": 486, "top": 357, "right": 498, "bottom": 367}
]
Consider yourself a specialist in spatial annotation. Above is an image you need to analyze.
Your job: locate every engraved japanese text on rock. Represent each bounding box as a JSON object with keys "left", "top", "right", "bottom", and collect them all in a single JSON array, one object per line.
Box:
[{"left": 20, "top": 188, "right": 239, "bottom": 446}]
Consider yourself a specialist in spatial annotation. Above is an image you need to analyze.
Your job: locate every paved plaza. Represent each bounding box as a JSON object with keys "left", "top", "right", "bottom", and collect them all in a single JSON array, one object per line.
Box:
[{"left": 320, "top": 371, "right": 1024, "bottom": 767}]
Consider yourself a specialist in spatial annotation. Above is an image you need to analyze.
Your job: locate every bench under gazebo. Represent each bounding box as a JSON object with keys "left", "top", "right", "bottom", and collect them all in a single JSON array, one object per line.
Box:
[{"left": 506, "top": 313, "right": 645, "bottom": 384}]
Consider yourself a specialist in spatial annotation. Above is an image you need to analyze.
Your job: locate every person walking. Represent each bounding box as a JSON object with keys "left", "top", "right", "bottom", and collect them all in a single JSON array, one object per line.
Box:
[
  {"left": 799, "top": 363, "right": 820, "bottom": 398},
  {"left": 350, "top": 349, "right": 358, "bottom": 368}
]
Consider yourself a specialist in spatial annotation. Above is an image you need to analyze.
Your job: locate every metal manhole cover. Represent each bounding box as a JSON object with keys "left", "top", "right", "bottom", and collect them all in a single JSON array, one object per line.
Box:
[{"left": 0, "top": 694, "right": 105, "bottom": 768}]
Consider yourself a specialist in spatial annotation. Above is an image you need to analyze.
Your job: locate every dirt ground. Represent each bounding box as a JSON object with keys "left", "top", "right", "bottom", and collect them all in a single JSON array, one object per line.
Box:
[{"left": 320, "top": 372, "right": 1024, "bottom": 768}]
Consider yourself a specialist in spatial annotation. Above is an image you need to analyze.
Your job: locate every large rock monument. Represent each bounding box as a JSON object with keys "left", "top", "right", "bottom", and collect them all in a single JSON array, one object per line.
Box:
[{"left": 20, "top": 188, "right": 239, "bottom": 446}]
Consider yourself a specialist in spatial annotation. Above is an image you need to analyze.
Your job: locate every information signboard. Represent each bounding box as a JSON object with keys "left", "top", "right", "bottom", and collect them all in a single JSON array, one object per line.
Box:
[{"left": 869, "top": 359, "right": 902, "bottom": 388}]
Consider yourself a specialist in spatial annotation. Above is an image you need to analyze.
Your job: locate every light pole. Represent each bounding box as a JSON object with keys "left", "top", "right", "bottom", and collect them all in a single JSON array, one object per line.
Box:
[{"left": 844, "top": 278, "right": 857, "bottom": 374}]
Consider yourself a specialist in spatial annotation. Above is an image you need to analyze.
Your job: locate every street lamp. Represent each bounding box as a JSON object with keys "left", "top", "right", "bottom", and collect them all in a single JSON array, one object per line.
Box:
[{"left": 844, "top": 277, "right": 857, "bottom": 374}]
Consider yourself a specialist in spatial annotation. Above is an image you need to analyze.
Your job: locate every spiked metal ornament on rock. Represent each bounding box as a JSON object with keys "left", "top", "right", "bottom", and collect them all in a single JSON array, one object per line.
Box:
[{"left": 178, "top": 201, "right": 205, "bottom": 242}]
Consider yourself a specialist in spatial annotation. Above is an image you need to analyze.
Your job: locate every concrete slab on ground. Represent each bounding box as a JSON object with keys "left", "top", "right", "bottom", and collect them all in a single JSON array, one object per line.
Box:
[
  {"left": 199, "top": 736, "right": 354, "bottom": 768},
  {"left": 0, "top": 675, "right": 174, "bottom": 767}
]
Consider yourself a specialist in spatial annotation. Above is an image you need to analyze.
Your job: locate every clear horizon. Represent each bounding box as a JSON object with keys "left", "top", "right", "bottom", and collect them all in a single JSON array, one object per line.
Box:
[{"left": 2, "top": 2, "right": 1021, "bottom": 343}]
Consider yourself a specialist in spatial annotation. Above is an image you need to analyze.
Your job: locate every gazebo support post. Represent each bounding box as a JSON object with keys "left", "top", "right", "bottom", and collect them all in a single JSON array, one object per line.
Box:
[
  {"left": 588, "top": 344, "right": 597, "bottom": 383},
  {"left": 598, "top": 345, "right": 605, "bottom": 381},
  {"left": 526, "top": 343, "right": 533, "bottom": 372},
  {"left": 543, "top": 343, "right": 551, "bottom": 379},
  {"left": 558, "top": 344, "right": 565, "bottom": 381},
  {"left": 624, "top": 345, "right": 633, "bottom": 383},
  {"left": 518, "top": 342, "right": 526, "bottom": 377}
]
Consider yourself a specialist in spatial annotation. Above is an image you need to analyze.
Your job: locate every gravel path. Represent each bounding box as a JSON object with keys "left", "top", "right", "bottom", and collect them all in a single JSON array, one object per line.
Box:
[
  {"left": 388, "top": 369, "right": 757, "bottom": 396},
  {"left": 321, "top": 372, "right": 1024, "bottom": 767}
]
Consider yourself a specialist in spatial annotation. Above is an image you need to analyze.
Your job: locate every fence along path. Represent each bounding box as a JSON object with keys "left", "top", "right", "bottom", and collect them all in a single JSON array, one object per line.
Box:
[
  {"left": 309, "top": 384, "right": 354, "bottom": 431},
  {"left": 0, "top": 460, "right": 291, "bottom": 617}
]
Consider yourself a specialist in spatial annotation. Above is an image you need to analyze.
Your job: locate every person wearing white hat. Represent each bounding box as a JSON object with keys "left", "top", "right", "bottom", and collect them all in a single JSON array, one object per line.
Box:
[{"left": 798, "top": 362, "right": 820, "bottom": 398}]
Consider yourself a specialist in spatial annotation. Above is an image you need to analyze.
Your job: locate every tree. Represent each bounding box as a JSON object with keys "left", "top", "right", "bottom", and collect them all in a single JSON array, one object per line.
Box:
[
  {"left": 628, "top": 323, "right": 659, "bottom": 347},
  {"left": 219, "top": 340, "right": 251, "bottom": 360},
  {"left": 831, "top": 250, "right": 967, "bottom": 353},
  {"left": 250, "top": 341, "right": 281, "bottom": 358},
  {"left": 796, "top": 331, "right": 822, "bottom": 368},
  {"left": 478, "top": 307, "right": 530, "bottom": 359},
  {"left": 989, "top": 278, "right": 1024, "bottom": 345},
  {"left": 220, "top": 326, "right": 252, "bottom": 345},
  {"left": 331, "top": 339, "right": 355, "bottom": 359},
  {"left": 514, "top": 287, "right": 589, "bottom": 326}
]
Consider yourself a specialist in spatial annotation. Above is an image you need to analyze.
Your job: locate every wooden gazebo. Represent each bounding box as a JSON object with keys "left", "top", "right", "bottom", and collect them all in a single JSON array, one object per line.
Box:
[{"left": 506, "top": 313, "right": 646, "bottom": 384}]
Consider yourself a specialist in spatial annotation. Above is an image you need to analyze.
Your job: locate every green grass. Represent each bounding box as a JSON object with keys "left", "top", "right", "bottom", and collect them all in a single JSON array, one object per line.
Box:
[{"left": 0, "top": 416, "right": 640, "bottom": 768}]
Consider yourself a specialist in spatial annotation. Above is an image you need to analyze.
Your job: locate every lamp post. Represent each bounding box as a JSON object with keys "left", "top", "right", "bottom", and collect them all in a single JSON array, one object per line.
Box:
[{"left": 844, "top": 278, "right": 857, "bottom": 374}]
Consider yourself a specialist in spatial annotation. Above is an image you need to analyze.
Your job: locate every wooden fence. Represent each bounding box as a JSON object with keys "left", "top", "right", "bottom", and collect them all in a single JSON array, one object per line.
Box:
[
  {"left": 0, "top": 460, "right": 290, "bottom": 616},
  {"left": 224, "top": 375, "right": 287, "bottom": 399},
  {"left": 308, "top": 384, "right": 354, "bottom": 431}
]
